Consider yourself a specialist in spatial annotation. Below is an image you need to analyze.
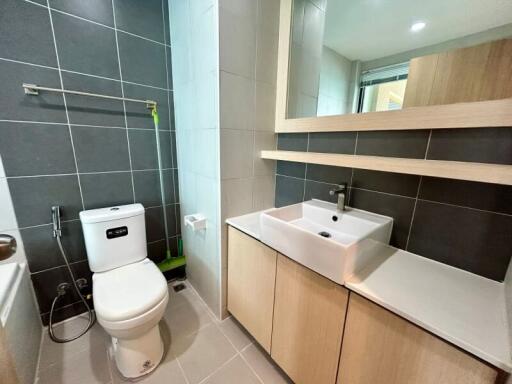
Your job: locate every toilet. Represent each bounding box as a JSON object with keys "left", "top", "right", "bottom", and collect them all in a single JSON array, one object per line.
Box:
[{"left": 79, "top": 203, "right": 169, "bottom": 379}]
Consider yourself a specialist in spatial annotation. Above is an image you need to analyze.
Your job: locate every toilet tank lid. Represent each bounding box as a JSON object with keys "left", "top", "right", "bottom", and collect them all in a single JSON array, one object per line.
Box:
[{"left": 80, "top": 204, "right": 145, "bottom": 224}]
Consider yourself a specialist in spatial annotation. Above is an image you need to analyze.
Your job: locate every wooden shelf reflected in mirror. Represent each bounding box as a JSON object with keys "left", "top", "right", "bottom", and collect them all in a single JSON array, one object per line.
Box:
[{"left": 261, "top": 150, "right": 512, "bottom": 186}]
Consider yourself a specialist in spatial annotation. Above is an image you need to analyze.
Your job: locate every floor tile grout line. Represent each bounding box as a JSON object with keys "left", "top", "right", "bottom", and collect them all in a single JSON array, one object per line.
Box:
[
  {"left": 213, "top": 316, "right": 264, "bottom": 384},
  {"left": 46, "top": 0, "right": 85, "bottom": 210},
  {"left": 196, "top": 353, "right": 239, "bottom": 384},
  {"left": 111, "top": 0, "right": 136, "bottom": 205}
]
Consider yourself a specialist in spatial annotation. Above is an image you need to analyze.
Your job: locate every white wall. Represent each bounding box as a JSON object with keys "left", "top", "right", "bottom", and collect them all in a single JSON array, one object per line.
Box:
[
  {"left": 317, "top": 47, "right": 353, "bottom": 116},
  {"left": 169, "top": 0, "right": 222, "bottom": 316},
  {"left": 287, "top": 0, "right": 326, "bottom": 118},
  {"left": 219, "top": 0, "right": 279, "bottom": 317}
]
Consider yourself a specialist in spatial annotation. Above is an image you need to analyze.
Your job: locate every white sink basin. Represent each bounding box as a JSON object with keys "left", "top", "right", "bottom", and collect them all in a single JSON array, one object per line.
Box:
[{"left": 260, "top": 200, "right": 393, "bottom": 284}]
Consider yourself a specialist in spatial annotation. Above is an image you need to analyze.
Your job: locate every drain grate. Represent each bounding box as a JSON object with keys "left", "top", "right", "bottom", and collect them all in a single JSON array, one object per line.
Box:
[
  {"left": 173, "top": 283, "right": 186, "bottom": 292},
  {"left": 318, "top": 231, "right": 331, "bottom": 238}
]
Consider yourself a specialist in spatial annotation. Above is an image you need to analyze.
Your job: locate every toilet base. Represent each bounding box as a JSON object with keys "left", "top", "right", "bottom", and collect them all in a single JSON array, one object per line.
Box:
[{"left": 111, "top": 325, "right": 164, "bottom": 379}]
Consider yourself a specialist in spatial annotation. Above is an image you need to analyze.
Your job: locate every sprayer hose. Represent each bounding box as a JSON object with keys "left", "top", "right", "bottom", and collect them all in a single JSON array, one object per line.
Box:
[{"left": 48, "top": 236, "right": 95, "bottom": 343}]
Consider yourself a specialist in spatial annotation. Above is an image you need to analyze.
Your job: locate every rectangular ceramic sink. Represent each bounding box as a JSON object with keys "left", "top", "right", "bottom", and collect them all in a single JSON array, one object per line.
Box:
[{"left": 260, "top": 200, "right": 393, "bottom": 284}]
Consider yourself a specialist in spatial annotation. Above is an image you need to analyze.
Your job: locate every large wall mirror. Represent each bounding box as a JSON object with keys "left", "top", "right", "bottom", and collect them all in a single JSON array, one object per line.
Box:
[{"left": 286, "top": 0, "right": 512, "bottom": 120}]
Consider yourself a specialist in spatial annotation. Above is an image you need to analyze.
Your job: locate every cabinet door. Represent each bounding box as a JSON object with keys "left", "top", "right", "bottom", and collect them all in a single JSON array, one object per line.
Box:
[
  {"left": 272, "top": 254, "right": 349, "bottom": 384},
  {"left": 227, "top": 226, "right": 277, "bottom": 352},
  {"left": 337, "top": 294, "right": 498, "bottom": 384}
]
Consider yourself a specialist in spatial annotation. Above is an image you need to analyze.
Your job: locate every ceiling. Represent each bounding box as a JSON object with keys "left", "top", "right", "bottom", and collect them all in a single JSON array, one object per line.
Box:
[{"left": 323, "top": 0, "right": 512, "bottom": 61}]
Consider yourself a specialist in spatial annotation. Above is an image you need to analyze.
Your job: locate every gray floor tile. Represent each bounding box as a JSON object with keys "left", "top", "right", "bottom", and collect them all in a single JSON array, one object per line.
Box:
[
  {"left": 203, "top": 355, "right": 260, "bottom": 384},
  {"left": 171, "top": 323, "right": 237, "bottom": 384},
  {"left": 242, "top": 344, "right": 292, "bottom": 384}
]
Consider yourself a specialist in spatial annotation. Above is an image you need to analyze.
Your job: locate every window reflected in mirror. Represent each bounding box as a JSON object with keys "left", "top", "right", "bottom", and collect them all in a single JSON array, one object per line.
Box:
[{"left": 286, "top": 0, "right": 512, "bottom": 119}]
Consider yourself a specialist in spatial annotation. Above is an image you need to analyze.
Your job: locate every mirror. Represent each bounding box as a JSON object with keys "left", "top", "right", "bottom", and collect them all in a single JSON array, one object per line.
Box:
[{"left": 286, "top": 0, "right": 512, "bottom": 119}]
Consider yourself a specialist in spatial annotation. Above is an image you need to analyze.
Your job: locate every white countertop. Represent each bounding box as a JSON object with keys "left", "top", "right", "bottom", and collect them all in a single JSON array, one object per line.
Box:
[
  {"left": 346, "top": 247, "right": 512, "bottom": 372},
  {"left": 226, "top": 210, "right": 512, "bottom": 372}
]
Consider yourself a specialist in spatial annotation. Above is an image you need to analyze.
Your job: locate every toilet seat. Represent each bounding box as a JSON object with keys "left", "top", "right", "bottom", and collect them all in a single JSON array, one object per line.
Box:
[{"left": 93, "top": 258, "right": 168, "bottom": 323}]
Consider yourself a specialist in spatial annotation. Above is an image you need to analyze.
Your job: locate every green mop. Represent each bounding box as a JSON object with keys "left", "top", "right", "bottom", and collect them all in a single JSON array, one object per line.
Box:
[{"left": 150, "top": 106, "right": 186, "bottom": 272}]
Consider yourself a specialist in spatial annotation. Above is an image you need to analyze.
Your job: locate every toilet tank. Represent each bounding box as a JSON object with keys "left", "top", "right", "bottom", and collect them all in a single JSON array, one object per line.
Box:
[{"left": 80, "top": 204, "right": 147, "bottom": 272}]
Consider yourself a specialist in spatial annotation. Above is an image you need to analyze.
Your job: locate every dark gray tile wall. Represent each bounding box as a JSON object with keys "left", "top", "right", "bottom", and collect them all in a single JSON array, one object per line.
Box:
[
  {"left": 275, "top": 128, "right": 512, "bottom": 281},
  {"left": 0, "top": 0, "right": 179, "bottom": 324}
]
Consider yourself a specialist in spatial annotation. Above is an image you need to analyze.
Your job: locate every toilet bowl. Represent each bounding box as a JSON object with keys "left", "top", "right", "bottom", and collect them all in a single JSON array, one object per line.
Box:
[
  {"left": 79, "top": 204, "right": 169, "bottom": 379},
  {"left": 94, "top": 258, "right": 169, "bottom": 378}
]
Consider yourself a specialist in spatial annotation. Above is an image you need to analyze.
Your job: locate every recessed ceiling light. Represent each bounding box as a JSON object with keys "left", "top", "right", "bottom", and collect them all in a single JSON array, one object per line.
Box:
[{"left": 411, "top": 22, "right": 426, "bottom": 32}]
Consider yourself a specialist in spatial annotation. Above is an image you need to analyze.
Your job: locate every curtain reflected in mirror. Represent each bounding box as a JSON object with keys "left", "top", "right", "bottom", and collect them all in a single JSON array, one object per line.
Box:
[{"left": 286, "top": 0, "right": 512, "bottom": 119}]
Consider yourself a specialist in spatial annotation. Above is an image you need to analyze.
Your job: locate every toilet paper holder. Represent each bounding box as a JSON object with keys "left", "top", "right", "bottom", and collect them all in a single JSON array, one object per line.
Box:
[{"left": 184, "top": 214, "right": 207, "bottom": 231}]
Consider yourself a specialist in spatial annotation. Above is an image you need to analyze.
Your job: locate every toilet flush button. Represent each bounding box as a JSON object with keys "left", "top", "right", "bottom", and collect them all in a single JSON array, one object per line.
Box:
[{"left": 110, "top": 207, "right": 120, "bottom": 211}]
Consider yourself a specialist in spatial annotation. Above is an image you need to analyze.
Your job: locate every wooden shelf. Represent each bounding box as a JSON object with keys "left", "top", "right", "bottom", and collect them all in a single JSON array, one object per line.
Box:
[{"left": 261, "top": 150, "right": 512, "bottom": 186}]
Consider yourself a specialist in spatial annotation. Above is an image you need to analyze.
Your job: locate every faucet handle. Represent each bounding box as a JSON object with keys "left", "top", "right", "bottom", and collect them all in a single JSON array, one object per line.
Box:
[{"left": 329, "top": 182, "right": 348, "bottom": 195}]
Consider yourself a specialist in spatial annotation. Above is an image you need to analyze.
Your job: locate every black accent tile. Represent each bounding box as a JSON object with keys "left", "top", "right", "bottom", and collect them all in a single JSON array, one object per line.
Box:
[
  {"left": 21, "top": 221, "right": 86, "bottom": 273},
  {"left": 275, "top": 175, "right": 305, "bottom": 208},
  {"left": 52, "top": 11, "right": 119, "bottom": 79},
  {"left": 356, "top": 130, "right": 430, "bottom": 159},
  {"left": 129, "top": 129, "right": 172, "bottom": 170},
  {"left": 166, "top": 49, "right": 173, "bottom": 89},
  {"left": 175, "top": 204, "right": 181, "bottom": 234},
  {"left": 276, "top": 161, "right": 305, "bottom": 178},
  {"left": 427, "top": 128, "right": 512, "bottom": 165},
  {"left": 306, "top": 164, "right": 351, "bottom": 184},
  {"left": 419, "top": 177, "right": 512, "bottom": 215},
  {"left": 163, "top": 0, "right": 170, "bottom": 45},
  {"left": 118, "top": 32, "right": 167, "bottom": 87},
  {"left": 0, "top": 122, "right": 76, "bottom": 177},
  {"left": 166, "top": 204, "right": 178, "bottom": 237},
  {"left": 0, "top": 0, "right": 57, "bottom": 66},
  {"left": 133, "top": 170, "right": 171, "bottom": 207},
  {"left": 145, "top": 206, "right": 166, "bottom": 242},
  {"left": 308, "top": 132, "right": 356, "bottom": 154},
  {"left": 277, "top": 133, "right": 308, "bottom": 151},
  {"left": 80, "top": 172, "right": 133, "bottom": 209},
  {"left": 123, "top": 83, "right": 170, "bottom": 129},
  {"left": 114, "top": 0, "right": 165, "bottom": 43},
  {"left": 147, "top": 239, "right": 167, "bottom": 263},
  {"left": 304, "top": 180, "right": 338, "bottom": 204},
  {"left": 9, "top": 175, "right": 82, "bottom": 227},
  {"left": 49, "top": 0, "right": 115, "bottom": 26},
  {"left": 163, "top": 169, "right": 176, "bottom": 204},
  {"left": 0, "top": 60, "right": 66, "bottom": 122},
  {"left": 174, "top": 170, "right": 180, "bottom": 202},
  {"left": 349, "top": 188, "right": 415, "bottom": 249},
  {"left": 170, "top": 131, "right": 177, "bottom": 167},
  {"left": 62, "top": 72, "right": 125, "bottom": 127},
  {"left": 31, "top": 262, "right": 91, "bottom": 313},
  {"left": 352, "top": 170, "right": 420, "bottom": 198},
  {"left": 408, "top": 200, "right": 512, "bottom": 281},
  {"left": 72, "top": 126, "right": 130, "bottom": 172},
  {"left": 41, "top": 300, "right": 91, "bottom": 326}
]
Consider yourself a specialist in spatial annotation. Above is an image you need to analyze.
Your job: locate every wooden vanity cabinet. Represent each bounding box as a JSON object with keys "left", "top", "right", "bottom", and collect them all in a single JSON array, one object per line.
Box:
[
  {"left": 227, "top": 226, "right": 277, "bottom": 352},
  {"left": 337, "top": 294, "right": 499, "bottom": 384},
  {"left": 271, "top": 254, "right": 349, "bottom": 384}
]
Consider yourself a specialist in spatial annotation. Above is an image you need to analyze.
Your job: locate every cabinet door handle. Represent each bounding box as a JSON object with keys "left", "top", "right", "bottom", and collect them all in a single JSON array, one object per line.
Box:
[{"left": 0, "top": 234, "right": 17, "bottom": 261}]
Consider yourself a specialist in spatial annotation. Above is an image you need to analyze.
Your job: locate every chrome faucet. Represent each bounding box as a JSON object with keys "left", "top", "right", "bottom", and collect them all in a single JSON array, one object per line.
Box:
[{"left": 329, "top": 183, "right": 348, "bottom": 211}]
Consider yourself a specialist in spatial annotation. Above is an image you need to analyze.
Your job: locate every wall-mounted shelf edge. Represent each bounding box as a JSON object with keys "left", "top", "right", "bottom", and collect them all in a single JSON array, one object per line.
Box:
[
  {"left": 277, "top": 98, "right": 512, "bottom": 133},
  {"left": 261, "top": 150, "right": 512, "bottom": 186}
]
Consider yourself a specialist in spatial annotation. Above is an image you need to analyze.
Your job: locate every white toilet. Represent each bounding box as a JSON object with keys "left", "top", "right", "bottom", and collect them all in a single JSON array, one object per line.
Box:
[{"left": 79, "top": 203, "right": 169, "bottom": 379}]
